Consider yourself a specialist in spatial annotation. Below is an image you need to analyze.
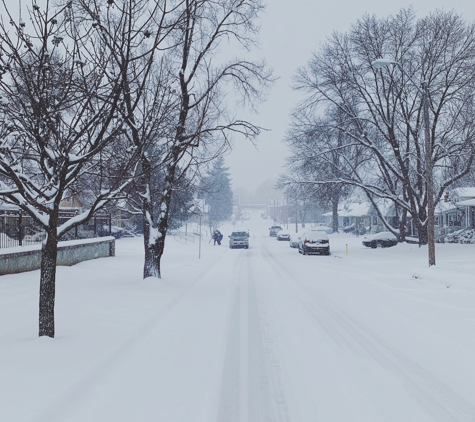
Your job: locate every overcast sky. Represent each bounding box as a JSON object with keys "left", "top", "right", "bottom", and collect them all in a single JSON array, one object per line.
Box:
[{"left": 225, "top": 0, "right": 475, "bottom": 194}]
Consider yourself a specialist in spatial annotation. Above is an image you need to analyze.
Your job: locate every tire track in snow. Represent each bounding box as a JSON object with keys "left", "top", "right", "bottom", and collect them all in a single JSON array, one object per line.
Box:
[
  {"left": 217, "top": 248, "right": 292, "bottom": 422},
  {"left": 217, "top": 253, "right": 244, "bottom": 422},
  {"left": 33, "top": 249, "right": 234, "bottom": 422},
  {"left": 260, "top": 243, "right": 475, "bottom": 422}
]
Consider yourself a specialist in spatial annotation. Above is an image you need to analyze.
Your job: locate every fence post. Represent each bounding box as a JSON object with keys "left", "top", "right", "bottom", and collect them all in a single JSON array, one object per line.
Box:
[
  {"left": 109, "top": 213, "right": 112, "bottom": 236},
  {"left": 18, "top": 209, "right": 23, "bottom": 247},
  {"left": 94, "top": 215, "right": 97, "bottom": 237}
]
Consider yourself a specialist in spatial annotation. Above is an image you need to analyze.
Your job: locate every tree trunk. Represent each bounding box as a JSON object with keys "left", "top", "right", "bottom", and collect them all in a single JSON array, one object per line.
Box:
[
  {"left": 397, "top": 208, "right": 407, "bottom": 242},
  {"left": 418, "top": 223, "right": 428, "bottom": 246},
  {"left": 143, "top": 235, "right": 163, "bottom": 279},
  {"left": 331, "top": 197, "right": 339, "bottom": 233},
  {"left": 142, "top": 204, "right": 163, "bottom": 279},
  {"left": 142, "top": 156, "right": 177, "bottom": 279},
  {"left": 38, "top": 224, "right": 58, "bottom": 338}
]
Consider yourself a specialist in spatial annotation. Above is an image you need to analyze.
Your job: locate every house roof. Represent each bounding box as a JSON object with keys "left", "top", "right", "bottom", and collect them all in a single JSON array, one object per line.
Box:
[
  {"left": 452, "top": 187, "right": 475, "bottom": 199},
  {"left": 0, "top": 203, "right": 19, "bottom": 211},
  {"left": 435, "top": 201, "right": 458, "bottom": 213},
  {"left": 367, "top": 199, "right": 395, "bottom": 216},
  {"left": 456, "top": 198, "right": 475, "bottom": 207},
  {"left": 322, "top": 201, "right": 371, "bottom": 217}
]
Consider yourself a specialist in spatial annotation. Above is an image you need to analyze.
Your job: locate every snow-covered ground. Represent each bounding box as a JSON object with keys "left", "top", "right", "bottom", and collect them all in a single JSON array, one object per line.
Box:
[{"left": 1, "top": 210, "right": 475, "bottom": 421}]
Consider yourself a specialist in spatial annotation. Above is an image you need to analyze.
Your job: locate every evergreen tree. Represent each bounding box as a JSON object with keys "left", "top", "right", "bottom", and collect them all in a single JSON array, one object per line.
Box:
[{"left": 202, "top": 157, "right": 233, "bottom": 229}]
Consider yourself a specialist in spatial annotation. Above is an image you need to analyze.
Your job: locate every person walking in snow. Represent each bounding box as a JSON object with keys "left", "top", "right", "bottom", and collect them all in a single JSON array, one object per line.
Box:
[{"left": 213, "top": 230, "right": 223, "bottom": 245}]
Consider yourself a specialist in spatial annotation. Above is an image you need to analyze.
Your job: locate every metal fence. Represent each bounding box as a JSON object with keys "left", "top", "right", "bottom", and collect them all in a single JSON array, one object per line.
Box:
[{"left": 0, "top": 210, "right": 112, "bottom": 249}]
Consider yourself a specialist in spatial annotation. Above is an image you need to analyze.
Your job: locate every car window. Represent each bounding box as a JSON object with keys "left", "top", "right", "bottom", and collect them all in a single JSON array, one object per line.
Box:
[
  {"left": 306, "top": 232, "right": 329, "bottom": 241},
  {"left": 231, "top": 232, "right": 248, "bottom": 237},
  {"left": 372, "top": 232, "right": 396, "bottom": 240}
]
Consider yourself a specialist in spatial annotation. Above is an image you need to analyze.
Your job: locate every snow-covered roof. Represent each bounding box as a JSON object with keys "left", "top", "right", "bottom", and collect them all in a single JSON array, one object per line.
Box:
[
  {"left": 368, "top": 199, "right": 395, "bottom": 216},
  {"left": 435, "top": 201, "right": 458, "bottom": 213},
  {"left": 0, "top": 203, "right": 19, "bottom": 211},
  {"left": 452, "top": 187, "right": 475, "bottom": 200},
  {"left": 456, "top": 198, "right": 475, "bottom": 207},
  {"left": 322, "top": 201, "right": 371, "bottom": 217},
  {"left": 435, "top": 193, "right": 475, "bottom": 212}
]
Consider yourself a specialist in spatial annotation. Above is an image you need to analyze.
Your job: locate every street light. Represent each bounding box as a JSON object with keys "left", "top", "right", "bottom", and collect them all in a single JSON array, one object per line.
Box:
[{"left": 372, "top": 58, "right": 435, "bottom": 266}]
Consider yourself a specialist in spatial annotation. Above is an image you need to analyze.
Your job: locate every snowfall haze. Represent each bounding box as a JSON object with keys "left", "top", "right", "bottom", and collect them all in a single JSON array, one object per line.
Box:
[{"left": 2, "top": 0, "right": 475, "bottom": 420}]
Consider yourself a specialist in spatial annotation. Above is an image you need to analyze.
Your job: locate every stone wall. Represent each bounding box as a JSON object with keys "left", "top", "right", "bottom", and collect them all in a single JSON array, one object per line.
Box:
[{"left": 0, "top": 237, "right": 115, "bottom": 276}]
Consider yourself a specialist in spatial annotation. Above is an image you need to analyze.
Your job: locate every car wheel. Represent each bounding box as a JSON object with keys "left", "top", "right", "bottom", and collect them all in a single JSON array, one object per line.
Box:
[
  {"left": 376, "top": 241, "right": 383, "bottom": 248},
  {"left": 371, "top": 242, "right": 377, "bottom": 249}
]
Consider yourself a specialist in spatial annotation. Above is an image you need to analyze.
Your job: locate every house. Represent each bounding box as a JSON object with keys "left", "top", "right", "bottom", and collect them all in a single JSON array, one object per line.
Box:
[
  {"left": 322, "top": 201, "right": 372, "bottom": 233},
  {"left": 322, "top": 199, "right": 410, "bottom": 235},
  {"left": 434, "top": 187, "right": 475, "bottom": 241}
]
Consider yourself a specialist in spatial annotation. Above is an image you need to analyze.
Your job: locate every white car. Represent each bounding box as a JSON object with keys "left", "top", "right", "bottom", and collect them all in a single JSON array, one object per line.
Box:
[
  {"left": 276, "top": 231, "right": 291, "bottom": 241},
  {"left": 298, "top": 231, "right": 330, "bottom": 255},
  {"left": 362, "top": 232, "right": 398, "bottom": 248},
  {"left": 312, "top": 225, "right": 333, "bottom": 234}
]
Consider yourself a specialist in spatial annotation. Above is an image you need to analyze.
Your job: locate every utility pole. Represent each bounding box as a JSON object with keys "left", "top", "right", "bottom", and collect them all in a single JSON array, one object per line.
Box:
[
  {"left": 422, "top": 81, "right": 435, "bottom": 266},
  {"left": 372, "top": 59, "right": 436, "bottom": 267},
  {"left": 295, "top": 201, "right": 298, "bottom": 233},
  {"left": 199, "top": 215, "right": 202, "bottom": 259}
]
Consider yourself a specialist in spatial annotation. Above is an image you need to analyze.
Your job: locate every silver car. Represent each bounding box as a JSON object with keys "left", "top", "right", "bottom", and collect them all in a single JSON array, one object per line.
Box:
[
  {"left": 229, "top": 231, "right": 249, "bottom": 249},
  {"left": 269, "top": 225, "right": 282, "bottom": 236}
]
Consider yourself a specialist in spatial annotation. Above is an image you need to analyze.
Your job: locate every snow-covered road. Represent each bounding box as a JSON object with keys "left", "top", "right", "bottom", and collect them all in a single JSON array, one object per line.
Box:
[{"left": 1, "top": 211, "right": 475, "bottom": 421}]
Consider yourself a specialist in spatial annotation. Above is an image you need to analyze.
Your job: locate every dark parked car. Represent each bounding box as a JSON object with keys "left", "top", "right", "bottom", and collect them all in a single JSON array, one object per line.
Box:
[
  {"left": 362, "top": 232, "right": 398, "bottom": 248},
  {"left": 298, "top": 231, "right": 330, "bottom": 255},
  {"left": 269, "top": 226, "right": 282, "bottom": 237}
]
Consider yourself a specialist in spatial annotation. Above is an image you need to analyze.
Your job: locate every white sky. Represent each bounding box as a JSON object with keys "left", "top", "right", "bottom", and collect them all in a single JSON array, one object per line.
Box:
[{"left": 225, "top": 0, "right": 475, "bottom": 193}]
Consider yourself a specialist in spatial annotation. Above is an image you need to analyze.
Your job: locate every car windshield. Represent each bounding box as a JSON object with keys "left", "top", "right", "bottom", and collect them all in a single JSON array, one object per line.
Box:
[
  {"left": 305, "top": 232, "right": 328, "bottom": 241},
  {"left": 231, "top": 232, "right": 248, "bottom": 237},
  {"left": 368, "top": 232, "right": 396, "bottom": 240}
]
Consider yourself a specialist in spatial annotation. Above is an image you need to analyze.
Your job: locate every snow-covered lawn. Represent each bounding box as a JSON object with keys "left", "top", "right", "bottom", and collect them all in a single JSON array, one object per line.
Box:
[{"left": 1, "top": 212, "right": 475, "bottom": 421}]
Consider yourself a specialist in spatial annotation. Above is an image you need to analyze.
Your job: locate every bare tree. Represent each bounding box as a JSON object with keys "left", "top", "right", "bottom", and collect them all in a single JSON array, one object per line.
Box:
[
  {"left": 138, "top": 0, "right": 273, "bottom": 278},
  {"left": 0, "top": 0, "right": 138, "bottom": 337},
  {"left": 293, "top": 8, "right": 475, "bottom": 243},
  {"left": 73, "top": 0, "right": 184, "bottom": 281},
  {"left": 76, "top": 0, "right": 272, "bottom": 279},
  {"left": 280, "top": 106, "right": 364, "bottom": 233}
]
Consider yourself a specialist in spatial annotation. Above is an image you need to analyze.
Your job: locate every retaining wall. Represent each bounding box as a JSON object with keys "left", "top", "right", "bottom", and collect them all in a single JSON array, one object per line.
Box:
[{"left": 0, "top": 237, "right": 115, "bottom": 276}]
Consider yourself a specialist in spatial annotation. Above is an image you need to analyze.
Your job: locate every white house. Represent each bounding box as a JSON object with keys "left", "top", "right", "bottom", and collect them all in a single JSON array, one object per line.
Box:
[{"left": 434, "top": 187, "right": 475, "bottom": 240}]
